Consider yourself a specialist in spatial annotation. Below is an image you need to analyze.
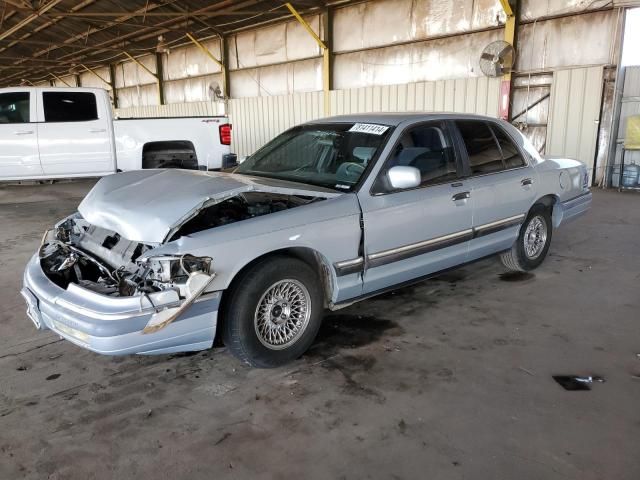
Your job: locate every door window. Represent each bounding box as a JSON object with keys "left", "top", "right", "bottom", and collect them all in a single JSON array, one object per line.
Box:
[
  {"left": 456, "top": 120, "right": 504, "bottom": 175},
  {"left": 378, "top": 122, "right": 458, "bottom": 191},
  {"left": 0, "top": 92, "right": 30, "bottom": 123},
  {"left": 492, "top": 125, "right": 526, "bottom": 168},
  {"left": 43, "top": 92, "right": 98, "bottom": 122}
]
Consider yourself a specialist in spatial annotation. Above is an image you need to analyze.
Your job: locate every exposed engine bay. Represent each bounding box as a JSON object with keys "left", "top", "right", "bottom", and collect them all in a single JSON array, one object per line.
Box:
[
  {"left": 40, "top": 192, "right": 319, "bottom": 299},
  {"left": 169, "top": 191, "right": 320, "bottom": 240}
]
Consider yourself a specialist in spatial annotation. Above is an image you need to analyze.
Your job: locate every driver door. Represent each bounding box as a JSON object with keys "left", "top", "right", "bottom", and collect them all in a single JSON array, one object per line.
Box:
[{"left": 358, "top": 121, "right": 473, "bottom": 294}]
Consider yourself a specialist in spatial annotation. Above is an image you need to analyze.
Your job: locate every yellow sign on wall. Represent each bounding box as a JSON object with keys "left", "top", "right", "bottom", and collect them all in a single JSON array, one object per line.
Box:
[{"left": 625, "top": 115, "right": 640, "bottom": 150}]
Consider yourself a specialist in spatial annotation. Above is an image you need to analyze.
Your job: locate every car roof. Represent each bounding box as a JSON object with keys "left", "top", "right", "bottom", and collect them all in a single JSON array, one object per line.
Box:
[{"left": 309, "top": 112, "right": 503, "bottom": 126}]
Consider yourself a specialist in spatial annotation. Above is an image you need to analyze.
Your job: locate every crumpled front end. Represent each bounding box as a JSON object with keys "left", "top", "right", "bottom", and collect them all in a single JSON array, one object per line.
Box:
[{"left": 21, "top": 214, "right": 219, "bottom": 355}]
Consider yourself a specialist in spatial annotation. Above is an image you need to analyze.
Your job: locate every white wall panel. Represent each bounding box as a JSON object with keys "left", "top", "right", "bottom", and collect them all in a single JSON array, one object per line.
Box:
[
  {"left": 547, "top": 66, "right": 604, "bottom": 182},
  {"left": 163, "top": 39, "right": 222, "bottom": 81},
  {"left": 517, "top": 10, "right": 616, "bottom": 72},
  {"left": 114, "top": 55, "right": 156, "bottom": 88},
  {"left": 79, "top": 67, "right": 111, "bottom": 90},
  {"left": 334, "top": 29, "right": 502, "bottom": 89},
  {"left": 229, "top": 58, "right": 322, "bottom": 98},
  {"left": 163, "top": 73, "right": 224, "bottom": 104},
  {"left": 522, "top": 0, "right": 612, "bottom": 21},
  {"left": 52, "top": 75, "right": 78, "bottom": 87},
  {"left": 117, "top": 84, "right": 160, "bottom": 108},
  {"left": 333, "top": 0, "right": 505, "bottom": 53},
  {"left": 228, "top": 15, "right": 322, "bottom": 70}
]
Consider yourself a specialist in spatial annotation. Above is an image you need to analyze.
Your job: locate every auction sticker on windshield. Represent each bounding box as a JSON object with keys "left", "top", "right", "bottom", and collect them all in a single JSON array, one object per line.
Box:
[{"left": 348, "top": 123, "right": 389, "bottom": 135}]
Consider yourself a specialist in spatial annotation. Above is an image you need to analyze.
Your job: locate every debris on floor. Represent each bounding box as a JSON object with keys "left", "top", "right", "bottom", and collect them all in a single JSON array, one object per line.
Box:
[{"left": 553, "top": 375, "right": 605, "bottom": 391}]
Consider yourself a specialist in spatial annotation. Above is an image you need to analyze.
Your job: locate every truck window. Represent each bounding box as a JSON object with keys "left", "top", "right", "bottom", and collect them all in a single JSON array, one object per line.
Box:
[
  {"left": 0, "top": 92, "right": 30, "bottom": 123},
  {"left": 456, "top": 120, "right": 504, "bottom": 175},
  {"left": 43, "top": 92, "right": 98, "bottom": 122}
]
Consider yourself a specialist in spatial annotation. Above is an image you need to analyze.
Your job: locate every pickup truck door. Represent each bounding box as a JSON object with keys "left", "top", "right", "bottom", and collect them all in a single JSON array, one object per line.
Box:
[
  {"left": 358, "top": 121, "right": 473, "bottom": 295},
  {"left": 453, "top": 120, "right": 538, "bottom": 260},
  {"left": 0, "top": 89, "right": 42, "bottom": 179},
  {"left": 36, "top": 89, "right": 114, "bottom": 176}
]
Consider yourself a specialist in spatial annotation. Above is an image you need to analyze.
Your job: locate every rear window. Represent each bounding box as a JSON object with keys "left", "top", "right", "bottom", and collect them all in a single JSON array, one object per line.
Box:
[
  {"left": 43, "top": 92, "right": 98, "bottom": 122},
  {"left": 0, "top": 92, "right": 30, "bottom": 123}
]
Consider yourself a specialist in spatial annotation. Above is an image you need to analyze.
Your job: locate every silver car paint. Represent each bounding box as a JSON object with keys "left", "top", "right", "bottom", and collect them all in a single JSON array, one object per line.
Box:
[
  {"left": 79, "top": 169, "right": 341, "bottom": 244},
  {"left": 22, "top": 113, "right": 591, "bottom": 355}
]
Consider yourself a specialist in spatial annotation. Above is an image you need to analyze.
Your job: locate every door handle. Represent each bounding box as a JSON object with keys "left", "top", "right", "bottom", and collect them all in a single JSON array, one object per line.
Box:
[
  {"left": 13, "top": 130, "right": 34, "bottom": 135},
  {"left": 452, "top": 191, "right": 470, "bottom": 201},
  {"left": 521, "top": 178, "right": 533, "bottom": 186},
  {"left": 89, "top": 128, "right": 106, "bottom": 133}
]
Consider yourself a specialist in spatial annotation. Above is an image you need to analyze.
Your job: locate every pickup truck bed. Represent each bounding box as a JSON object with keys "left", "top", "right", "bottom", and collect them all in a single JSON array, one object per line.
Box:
[{"left": 0, "top": 86, "right": 235, "bottom": 181}]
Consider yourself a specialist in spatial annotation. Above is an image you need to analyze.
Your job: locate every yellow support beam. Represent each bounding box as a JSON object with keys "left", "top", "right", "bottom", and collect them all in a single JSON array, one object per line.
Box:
[
  {"left": 50, "top": 73, "right": 71, "bottom": 87},
  {"left": 285, "top": 2, "right": 330, "bottom": 115},
  {"left": 122, "top": 51, "right": 158, "bottom": 79},
  {"left": 285, "top": 3, "right": 327, "bottom": 50},
  {"left": 499, "top": 0, "right": 514, "bottom": 17},
  {"left": 499, "top": 0, "right": 516, "bottom": 119},
  {"left": 186, "top": 33, "right": 224, "bottom": 69},
  {"left": 80, "top": 64, "right": 111, "bottom": 88},
  {"left": 122, "top": 51, "right": 162, "bottom": 104},
  {"left": 185, "top": 32, "right": 228, "bottom": 99}
]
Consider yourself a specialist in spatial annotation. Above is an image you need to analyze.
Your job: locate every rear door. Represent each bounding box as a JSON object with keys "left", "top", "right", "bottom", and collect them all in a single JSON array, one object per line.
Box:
[
  {"left": 37, "top": 89, "right": 114, "bottom": 176},
  {"left": 359, "top": 121, "right": 473, "bottom": 294},
  {"left": 454, "top": 120, "right": 537, "bottom": 260},
  {"left": 0, "top": 89, "right": 41, "bottom": 179}
]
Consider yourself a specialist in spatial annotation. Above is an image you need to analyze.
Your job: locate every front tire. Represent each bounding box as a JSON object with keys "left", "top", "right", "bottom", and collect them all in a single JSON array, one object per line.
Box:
[
  {"left": 221, "top": 256, "right": 324, "bottom": 368},
  {"left": 500, "top": 205, "right": 552, "bottom": 272}
]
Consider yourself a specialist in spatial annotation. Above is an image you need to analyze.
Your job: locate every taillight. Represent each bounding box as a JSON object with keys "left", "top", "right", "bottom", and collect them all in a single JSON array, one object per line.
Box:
[{"left": 219, "top": 124, "right": 232, "bottom": 145}]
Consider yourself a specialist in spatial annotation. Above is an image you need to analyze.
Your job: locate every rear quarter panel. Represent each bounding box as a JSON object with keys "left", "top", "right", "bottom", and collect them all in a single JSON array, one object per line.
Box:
[{"left": 113, "top": 117, "right": 230, "bottom": 171}]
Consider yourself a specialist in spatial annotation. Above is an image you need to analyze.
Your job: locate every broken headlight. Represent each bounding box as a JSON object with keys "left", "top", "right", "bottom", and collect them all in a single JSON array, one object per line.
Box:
[{"left": 141, "top": 254, "right": 213, "bottom": 298}]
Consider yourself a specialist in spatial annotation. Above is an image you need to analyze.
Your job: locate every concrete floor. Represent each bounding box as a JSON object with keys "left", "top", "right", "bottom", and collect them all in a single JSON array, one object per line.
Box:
[{"left": 1, "top": 181, "right": 639, "bottom": 480}]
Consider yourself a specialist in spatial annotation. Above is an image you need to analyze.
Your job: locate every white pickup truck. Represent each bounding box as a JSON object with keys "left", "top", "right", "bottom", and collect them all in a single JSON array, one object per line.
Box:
[{"left": 0, "top": 86, "right": 236, "bottom": 181}]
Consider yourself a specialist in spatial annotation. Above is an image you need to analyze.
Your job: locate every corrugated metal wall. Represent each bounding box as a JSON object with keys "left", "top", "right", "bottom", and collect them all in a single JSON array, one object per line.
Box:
[
  {"left": 115, "top": 76, "right": 500, "bottom": 158},
  {"left": 546, "top": 66, "right": 604, "bottom": 184},
  {"left": 224, "top": 77, "right": 500, "bottom": 157}
]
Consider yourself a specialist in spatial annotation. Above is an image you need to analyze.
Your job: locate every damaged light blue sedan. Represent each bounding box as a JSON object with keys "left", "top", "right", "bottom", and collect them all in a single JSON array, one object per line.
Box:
[{"left": 22, "top": 114, "right": 592, "bottom": 367}]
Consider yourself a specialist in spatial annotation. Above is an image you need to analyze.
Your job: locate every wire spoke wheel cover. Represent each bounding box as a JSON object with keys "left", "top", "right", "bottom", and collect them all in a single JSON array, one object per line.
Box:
[
  {"left": 523, "top": 215, "right": 547, "bottom": 260},
  {"left": 254, "top": 279, "right": 312, "bottom": 350}
]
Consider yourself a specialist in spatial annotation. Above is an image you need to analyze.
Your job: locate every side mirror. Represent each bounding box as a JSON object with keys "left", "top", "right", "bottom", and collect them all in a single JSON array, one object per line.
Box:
[{"left": 387, "top": 166, "right": 421, "bottom": 190}]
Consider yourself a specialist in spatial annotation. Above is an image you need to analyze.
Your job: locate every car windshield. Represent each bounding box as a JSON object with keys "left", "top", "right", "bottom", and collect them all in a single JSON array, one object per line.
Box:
[{"left": 235, "top": 122, "right": 392, "bottom": 191}]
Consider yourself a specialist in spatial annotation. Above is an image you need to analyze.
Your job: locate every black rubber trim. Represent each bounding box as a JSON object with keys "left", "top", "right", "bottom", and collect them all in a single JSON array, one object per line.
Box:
[
  {"left": 331, "top": 249, "right": 510, "bottom": 309},
  {"left": 335, "top": 215, "right": 524, "bottom": 276},
  {"left": 334, "top": 258, "right": 364, "bottom": 277},
  {"left": 472, "top": 218, "right": 523, "bottom": 239},
  {"left": 367, "top": 231, "right": 474, "bottom": 269}
]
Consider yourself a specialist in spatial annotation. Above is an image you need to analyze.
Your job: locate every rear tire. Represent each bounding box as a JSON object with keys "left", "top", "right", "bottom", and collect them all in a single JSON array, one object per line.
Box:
[
  {"left": 500, "top": 205, "right": 552, "bottom": 272},
  {"left": 221, "top": 257, "right": 324, "bottom": 368}
]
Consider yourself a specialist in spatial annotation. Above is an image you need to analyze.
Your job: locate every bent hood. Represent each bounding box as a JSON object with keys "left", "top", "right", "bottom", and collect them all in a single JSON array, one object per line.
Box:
[{"left": 78, "top": 169, "right": 339, "bottom": 244}]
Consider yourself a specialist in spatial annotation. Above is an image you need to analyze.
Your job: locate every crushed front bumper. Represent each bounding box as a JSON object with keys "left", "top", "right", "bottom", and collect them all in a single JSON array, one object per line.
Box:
[{"left": 21, "top": 254, "right": 219, "bottom": 355}]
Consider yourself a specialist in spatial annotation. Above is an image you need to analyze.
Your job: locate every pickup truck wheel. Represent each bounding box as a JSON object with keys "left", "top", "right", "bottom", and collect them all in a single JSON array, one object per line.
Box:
[
  {"left": 500, "top": 205, "right": 552, "bottom": 272},
  {"left": 221, "top": 257, "right": 323, "bottom": 368}
]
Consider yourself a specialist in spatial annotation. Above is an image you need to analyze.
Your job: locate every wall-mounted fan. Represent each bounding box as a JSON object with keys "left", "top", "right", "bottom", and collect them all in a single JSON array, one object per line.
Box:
[
  {"left": 208, "top": 81, "right": 225, "bottom": 102},
  {"left": 479, "top": 40, "right": 515, "bottom": 77}
]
